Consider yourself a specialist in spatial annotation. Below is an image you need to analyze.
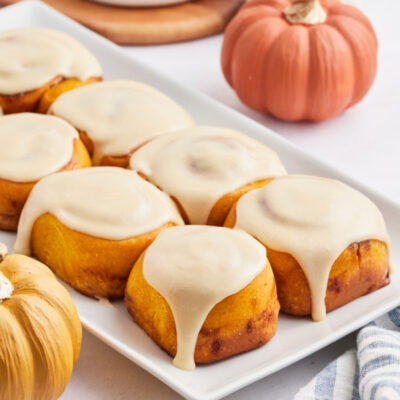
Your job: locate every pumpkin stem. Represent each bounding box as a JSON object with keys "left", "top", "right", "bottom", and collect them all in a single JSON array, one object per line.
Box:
[
  {"left": 284, "top": 0, "right": 327, "bottom": 24},
  {"left": 0, "top": 273, "right": 13, "bottom": 303},
  {"left": 0, "top": 244, "right": 13, "bottom": 303}
]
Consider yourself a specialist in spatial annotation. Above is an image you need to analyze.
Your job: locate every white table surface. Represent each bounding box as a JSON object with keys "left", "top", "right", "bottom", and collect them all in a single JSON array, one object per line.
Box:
[{"left": 60, "top": 1, "right": 400, "bottom": 399}]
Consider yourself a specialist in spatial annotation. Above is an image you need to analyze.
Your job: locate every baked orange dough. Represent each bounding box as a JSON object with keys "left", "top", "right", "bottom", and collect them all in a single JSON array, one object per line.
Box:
[
  {"left": 0, "top": 76, "right": 62, "bottom": 115},
  {"left": 207, "top": 178, "right": 273, "bottom": 226},
  {"left": 0, "top": 77, "right": 100, "bottom": 115},
  {"left": 73, "top": 129, "right": 134, "bottom": 168},
  {"left": 125, "top": 253, "right": 279, "bottom": 364},
  {"left": 224, "top": 207, "right": 390, "bottom": 316},
  {"left": 0, "top": 139, "right": 90, "bottom": 231},
  {"left": 139, "top": 175, "right": 274, "bottom": 226},
  {"left": 31, "top": 216, "right": 177, "bottom": 299},
  {"left": 37, "top": 77, "right": 102, "bottom": 114}
]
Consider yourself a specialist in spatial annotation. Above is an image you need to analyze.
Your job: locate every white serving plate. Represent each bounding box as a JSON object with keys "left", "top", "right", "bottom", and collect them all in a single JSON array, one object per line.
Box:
[
  {"left": 0, "top": 2, "right": 399, "bottom": 400},
  {"left": 88, "top": 0, "right": 190, "bottom": 7}
]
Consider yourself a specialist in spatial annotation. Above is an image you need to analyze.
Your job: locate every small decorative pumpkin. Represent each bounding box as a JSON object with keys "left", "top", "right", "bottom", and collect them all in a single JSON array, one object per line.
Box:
[
  {"left": 0, "top": 244, "right": 82, "bottom": 400},
  {"left": 221, "top": 0, "right": 378, "bottom": 121}
]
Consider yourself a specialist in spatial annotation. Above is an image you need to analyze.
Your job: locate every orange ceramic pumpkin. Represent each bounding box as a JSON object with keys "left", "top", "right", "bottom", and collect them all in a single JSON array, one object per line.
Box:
[{"left": 221, "top": 0, "right": 378, "bottom": 122}]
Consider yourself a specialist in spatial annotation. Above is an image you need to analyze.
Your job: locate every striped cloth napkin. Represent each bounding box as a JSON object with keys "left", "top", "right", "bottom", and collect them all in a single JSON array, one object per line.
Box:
[{"left": 294, "top": 308, "right": 400, "bottom": 400}]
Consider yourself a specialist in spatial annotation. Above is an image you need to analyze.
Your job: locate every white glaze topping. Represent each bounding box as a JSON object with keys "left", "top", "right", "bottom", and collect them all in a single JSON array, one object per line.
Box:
[
  {"left": 49, "top": 80, "right": 194, "bottom": 164},
  {"left": 0, "top": 28, "right": 102, "bottom": 94},
  {"left": 130, "top": 126, "right": 287, "bottom": 224},
  {"left": 233, "top": 175, "right": 390, "bottom": 321},
  {"left": 0, "top": 113, "right": 78, "bottom": 182},
  {"left": 95, "top": 296, "right": 115, "bottom": 308},
  {"left": 143, "top": 225, "right": 267, "bottom": 370},
  {"left": 14, "top": 167, "right": 184, "bottom": 255}
]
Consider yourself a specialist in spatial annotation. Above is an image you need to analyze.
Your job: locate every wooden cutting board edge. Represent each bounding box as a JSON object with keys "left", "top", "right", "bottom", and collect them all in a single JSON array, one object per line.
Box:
[{"left": 0, "top": 0, "right": 244, "bottom": 45}]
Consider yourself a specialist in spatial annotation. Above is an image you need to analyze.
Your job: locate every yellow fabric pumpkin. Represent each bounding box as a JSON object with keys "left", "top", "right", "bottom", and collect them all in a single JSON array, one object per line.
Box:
[{"left": 0, "top": 244, "right": 82, "bottom": 400}]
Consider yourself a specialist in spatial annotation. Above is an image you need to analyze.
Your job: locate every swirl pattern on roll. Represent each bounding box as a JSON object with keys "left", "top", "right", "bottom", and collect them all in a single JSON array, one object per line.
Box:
[
  {"left": 14, "top": 167, "right": 184, "bottom": 255},
  {"left": 233, "top": 175, "right": 391, "bottom": 321},
  {"left": 50, "top": 80, "right": 194, "bottom": 164},
  {"left": 0, "top": 28, "right": 101, "bottom": 95},
  {"left": 130, "top": 126, "right": 287, "bottom": 224},
  {"left": 0, "top": 113, "right": 78, "bottom": 182}
]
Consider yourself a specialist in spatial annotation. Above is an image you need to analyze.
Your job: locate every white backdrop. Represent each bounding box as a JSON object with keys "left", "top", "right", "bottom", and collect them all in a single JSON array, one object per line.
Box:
[{"left": 61, "top": 1, "right": 400, "bottom": 399}]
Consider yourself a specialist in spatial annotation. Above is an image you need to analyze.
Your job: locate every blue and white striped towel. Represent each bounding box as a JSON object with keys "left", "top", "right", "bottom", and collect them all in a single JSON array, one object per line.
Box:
[{"left": 294, "top": 308, "right": 400, "bottom": 400}]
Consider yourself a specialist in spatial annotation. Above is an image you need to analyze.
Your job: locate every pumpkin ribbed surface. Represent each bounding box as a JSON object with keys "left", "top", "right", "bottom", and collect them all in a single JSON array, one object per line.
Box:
[
  {"left": 221, "top": 0, "right": 378, "bottom": 121},
  {"left": 0, "top": 254, "right": 81, "bottom": 400}
]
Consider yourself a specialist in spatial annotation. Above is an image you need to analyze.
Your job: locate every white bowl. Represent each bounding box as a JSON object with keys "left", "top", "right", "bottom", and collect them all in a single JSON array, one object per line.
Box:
[{"left": 88, "top": 0, "right": 191, "bottom": 7}]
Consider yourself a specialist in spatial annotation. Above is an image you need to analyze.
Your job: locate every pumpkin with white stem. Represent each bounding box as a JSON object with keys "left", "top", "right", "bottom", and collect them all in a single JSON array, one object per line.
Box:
[
  {"left": 0, "top": 244, "right": 81, "bottom": 400},
  {"left": 221, "top": 0, "right": 378, "bottom": 121}
]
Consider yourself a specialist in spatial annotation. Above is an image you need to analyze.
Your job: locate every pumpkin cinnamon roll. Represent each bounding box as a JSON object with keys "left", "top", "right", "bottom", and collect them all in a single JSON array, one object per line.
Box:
[
  {"left": 14, "top": 167, "right": 184, "bottom": 299},
  {"left": 0, "top": 28, "right": 102, "bottom": 115},
  {"left": 48, "top": 80, "right": 194, "bottom": 167},
  {"left": 129, "top": 126, "right": 286, "bottom": 225},
  {"left": 0, "top": 113, "right": 91, "bottom": 231},
  {"left": 125, "top": 225, "right": 279, "bottom": 369},
  {"left": 224, "top": 175, "right": 391, "bottom": 321}
]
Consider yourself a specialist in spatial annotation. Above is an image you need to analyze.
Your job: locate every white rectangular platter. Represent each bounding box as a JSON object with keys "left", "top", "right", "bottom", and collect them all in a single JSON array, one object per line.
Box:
[{"left": 0, "top": 2, "right": 399, "bottom": 400}]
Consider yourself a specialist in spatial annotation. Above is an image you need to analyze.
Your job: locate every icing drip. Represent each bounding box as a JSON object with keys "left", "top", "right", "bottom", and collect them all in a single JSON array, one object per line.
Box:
[
  {"left": 0, "top": 28, "right": 101, "bottom": 94},
  {"left": 0, "top": 113, "right": 78, "bottom": 182},
  {"left": 49, "top": 80, "right": 194, "bottom": 164},
  {"left": 95, "top": 296, "right": 115, "bottom": 308},
  {"left": 14, "top": 167, "right": 184, "bottom": 255},
  {"left": 233, "top": 175, "right": 390, "bottom": 321},
  {"left": 143, "top": 225, "right": 266, "bottom": 370},
  {"left": 130, "top": 126, "right": 287, "bottom": 224}
]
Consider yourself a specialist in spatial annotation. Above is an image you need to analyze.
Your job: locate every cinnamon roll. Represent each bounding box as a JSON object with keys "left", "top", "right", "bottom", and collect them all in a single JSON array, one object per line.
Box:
[
  {"left": 129, "top": 126, "right": 287, "bottom": 225},
  {"left": 0, "top": 113, "right": 90, "bottom": 230},
  {"left": 48, "top": 80, "right": 194, "bottom": 167},
  {"left": 224, "top": 175, "right": 391, "bottom": 321},
  {"left": 14, "top": 167, "right": 184, "bottom": 298},
  {"left": 125, "top": 225, "right": 279, "bottom": 370},
  {"left": 0, "top": 28, "right": 102, "bottom": 115}
]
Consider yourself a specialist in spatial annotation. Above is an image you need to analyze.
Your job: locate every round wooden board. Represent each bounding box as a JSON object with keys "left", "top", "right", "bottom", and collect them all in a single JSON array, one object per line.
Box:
[{"left": 0, "top": 0, "right": 244, "bottom": 45}]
